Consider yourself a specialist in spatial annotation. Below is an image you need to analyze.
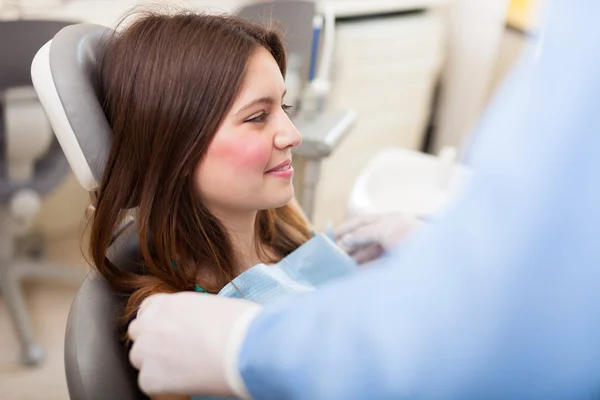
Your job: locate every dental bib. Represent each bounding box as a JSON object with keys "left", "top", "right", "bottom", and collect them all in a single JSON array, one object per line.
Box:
[
  {"left": 217, "top": 233, "right": 358, "bottom": 303},
  {"left": 192, "top": 233, "right": 357, "bottom": 400}
]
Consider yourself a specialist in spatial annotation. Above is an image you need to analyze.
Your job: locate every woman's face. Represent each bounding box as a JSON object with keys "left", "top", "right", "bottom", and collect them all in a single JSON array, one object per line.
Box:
[{"left": 195, "top": 48, "right": 302, "bottom": 215}]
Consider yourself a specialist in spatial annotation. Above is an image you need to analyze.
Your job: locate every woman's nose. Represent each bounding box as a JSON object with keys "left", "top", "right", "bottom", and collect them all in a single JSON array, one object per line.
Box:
[{"left": 273, "top": 114, "right": 302, "bottom": 150}]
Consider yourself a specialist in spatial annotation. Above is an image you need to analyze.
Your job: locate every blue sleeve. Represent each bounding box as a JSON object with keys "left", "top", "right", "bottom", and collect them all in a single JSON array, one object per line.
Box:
[{"left": 237, "top": 1, "right": 600, "bottom": 398}]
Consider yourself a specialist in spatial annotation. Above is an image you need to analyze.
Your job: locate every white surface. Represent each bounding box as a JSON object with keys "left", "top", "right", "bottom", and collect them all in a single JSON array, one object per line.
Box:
[
  {"left": 321, "top": 0, "right": 450, "bottom": 17},
  {"left": 30, "top": 40, "right": 99, "bottom": 192},
  {"left": 347, "top": 147, "right": 469, "bottom": 218}
]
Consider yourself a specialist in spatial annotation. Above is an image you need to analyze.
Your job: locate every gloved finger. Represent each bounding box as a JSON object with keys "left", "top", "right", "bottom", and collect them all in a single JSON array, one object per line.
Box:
[
  {"left": 349, "top": 244, "right": 384, "bottom": 264},
  {"left": 127, "top": 317, "right": 142, "bottom": 343},
  {"left": 128, "top": 331, "right": 145, "bottom": 370},
  {"left": 339, "top": 233, "right": 380, "bottom": 250},
  {"left": 333, "top": 214, "right": 379, "bottom": 239}
]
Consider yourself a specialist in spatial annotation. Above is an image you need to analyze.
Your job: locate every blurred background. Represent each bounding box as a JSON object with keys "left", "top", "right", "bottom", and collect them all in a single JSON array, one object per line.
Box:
[{"left": 0, "top": 0, "right": 542, "bottom": 398}]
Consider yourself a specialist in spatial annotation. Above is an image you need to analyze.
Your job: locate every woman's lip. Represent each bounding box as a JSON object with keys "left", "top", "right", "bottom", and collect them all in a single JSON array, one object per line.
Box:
[
  {"left": 265, "top": 159, "right": 291, "bottom": 173},
  {"left": 266, "top": 166, "right": 294, "bottom": 179}
]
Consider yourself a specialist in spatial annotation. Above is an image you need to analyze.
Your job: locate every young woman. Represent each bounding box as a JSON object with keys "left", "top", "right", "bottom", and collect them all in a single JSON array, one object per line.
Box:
[
  {"left": 91, "top": 8, "right": 311, "bottom": 339},
  {"left": 90, "top": 9, "right": 329, "bottom": 399}
]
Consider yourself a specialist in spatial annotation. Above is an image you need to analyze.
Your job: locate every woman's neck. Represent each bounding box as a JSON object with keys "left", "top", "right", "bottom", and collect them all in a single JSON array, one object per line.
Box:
[{"left": 210, "top": 208, "right": 262, "bottom": 273}]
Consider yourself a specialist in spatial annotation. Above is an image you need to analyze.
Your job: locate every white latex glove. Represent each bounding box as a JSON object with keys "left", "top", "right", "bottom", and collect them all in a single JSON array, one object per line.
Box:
[
  {"left": 128, "top": 292, "right": 261, "bottom": 399},
  {"left": 334, "top": 212, "right": 421, "bottom": 264}
]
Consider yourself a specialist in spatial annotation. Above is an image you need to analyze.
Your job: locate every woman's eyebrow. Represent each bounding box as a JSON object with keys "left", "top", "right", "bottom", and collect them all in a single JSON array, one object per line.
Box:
[{"left": 235, "top": 90, "right": 287, "bottom": 115}]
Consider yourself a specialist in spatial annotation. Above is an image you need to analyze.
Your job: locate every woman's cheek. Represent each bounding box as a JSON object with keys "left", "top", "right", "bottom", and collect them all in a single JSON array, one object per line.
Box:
[{"left": 207, "top": 134, "right": 271, "bottom": 171}]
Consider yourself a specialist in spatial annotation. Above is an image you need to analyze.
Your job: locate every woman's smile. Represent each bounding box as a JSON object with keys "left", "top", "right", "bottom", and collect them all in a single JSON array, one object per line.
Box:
[{"left": 265, "top": 159, "right": 293, "bottom": 178}]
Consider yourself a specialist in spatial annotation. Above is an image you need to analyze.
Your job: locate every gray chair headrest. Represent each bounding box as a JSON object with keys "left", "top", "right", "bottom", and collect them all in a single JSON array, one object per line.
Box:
[{"left": 32, "top": 23, "right": 114, "bottom": 192}]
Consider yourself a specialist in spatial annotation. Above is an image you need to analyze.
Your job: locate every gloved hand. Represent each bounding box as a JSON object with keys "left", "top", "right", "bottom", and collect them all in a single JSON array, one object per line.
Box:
[
  {"left": 128, "top": 292, "right": 261, "bottom": 399},
  {"left": 334, "top": 212, "right": 422, "bottom": 264}
]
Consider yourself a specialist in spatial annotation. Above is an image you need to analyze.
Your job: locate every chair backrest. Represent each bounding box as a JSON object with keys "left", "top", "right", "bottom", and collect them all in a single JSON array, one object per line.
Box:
[{"left": 65, "top": 223, "right": 148, "bottom": 400}]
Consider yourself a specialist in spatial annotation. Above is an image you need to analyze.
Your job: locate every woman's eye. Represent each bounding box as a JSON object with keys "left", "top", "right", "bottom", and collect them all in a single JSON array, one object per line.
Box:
[
  {"left": 244, "top": 105, "right": 291, "bottom": 124},
  {"left": 245, "top": 112, "right": 268, "bottom": 124}
]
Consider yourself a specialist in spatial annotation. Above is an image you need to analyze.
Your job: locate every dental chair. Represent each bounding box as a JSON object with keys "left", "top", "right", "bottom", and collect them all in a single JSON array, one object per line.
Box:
[
  {"left": 238, "top": 1, "right": 357, "bottom": 221},
  {"left": 0, "top": 19, "right": 86, "bottom": 367}
]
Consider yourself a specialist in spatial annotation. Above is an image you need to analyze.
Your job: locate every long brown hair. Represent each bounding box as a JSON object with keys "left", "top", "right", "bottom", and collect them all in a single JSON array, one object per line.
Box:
[{"left": 90, "top": 10, "right": 312, "bottom": 329}]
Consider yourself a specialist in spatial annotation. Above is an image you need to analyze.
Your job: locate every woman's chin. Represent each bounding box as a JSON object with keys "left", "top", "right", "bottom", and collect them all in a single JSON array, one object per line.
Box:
[{"left": 265, "top": 188, "right": 295, "bottom": 209}]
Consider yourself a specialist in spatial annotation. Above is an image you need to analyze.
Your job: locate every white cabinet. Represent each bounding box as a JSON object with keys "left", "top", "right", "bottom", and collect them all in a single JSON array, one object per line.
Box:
[{"left": 310, "top": 10, "right": 446, "bottom": 228}]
